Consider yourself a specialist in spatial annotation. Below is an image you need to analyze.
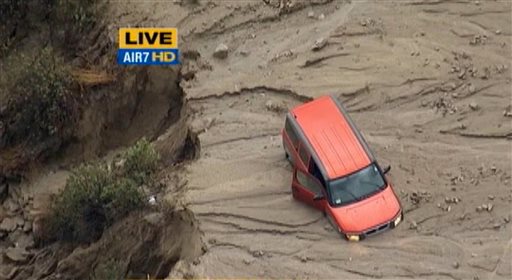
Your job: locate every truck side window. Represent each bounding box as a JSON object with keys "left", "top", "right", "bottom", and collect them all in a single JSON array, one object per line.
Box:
[
  {"left": 296, "top": 169, "right": 322, "bottom": 195},
  {"left": 298, "top": 144, "right": 309, "bottom": 166},
  {"left": 309, "top": 159, "right": 326, "bottom": 188},
  {"left": 285, "top": 118, "right": 299, "bottom": 147}
]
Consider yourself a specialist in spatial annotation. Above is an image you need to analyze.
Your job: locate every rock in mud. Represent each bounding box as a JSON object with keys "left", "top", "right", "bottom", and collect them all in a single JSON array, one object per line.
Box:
[
  {"left": 312, "top": 38, "right": 328, "bottom": 51},
  {"left": 452, "top": 261, "right": 460, "bottom": 269},
  {"left": 252, "top": 250, "right": 264, "bottom": 258},
  {"left": 307, "top": 11, "right": 315, "bottom": 18},
  {"left": 265, "top": 100, "right": 286, "bottom": 113},
  {"left": 486, "top": 203, "right": 493, "bottom": 212},
  {"left": 0, "top": 265, "right": 18, "bottom": 280},
  {"left": 13, "top": 233, "right": 35, "bottom": 250},
  {"left": 300, "top": 255, "right": 310, "bottom": 263},
  {"left": 409, "top": 221, "right": 418, "bottom": 230},
  {"left": 239, "top": 49, "right": 250, "bottom": 56},
  {"left": 503, "top": 105, "right": 512, "bottom": 117},
  {"left": 5, "top": 247, "right": 31, "bottom": 263},
  {"left": 213, "top": 43, "right": 229, "bottom": 59},
  {"left": 3, "top": 199, "right": 20, "bottom": 214},
  {"left": 469, "top": 102, "right": 479, "bottom": 110},
  {"left": 0, "top": 217, "right": 17, "bottom": 232},
  {"left": 14, "top": 216, "right": 24, "bottom": 227},
  {"left": 318, "top": 13, "right": 325, "bottom": 20}
]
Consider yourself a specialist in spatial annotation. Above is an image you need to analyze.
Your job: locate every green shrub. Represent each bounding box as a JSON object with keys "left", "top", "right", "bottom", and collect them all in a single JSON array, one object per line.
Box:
[
  {"left": 93, "top": 259, "right": 125, "bottom": 280},
  {"left": 53, "top": 0, "right": 99, "bottom": 34},
  {"left": 122, "top": 138, "right": 160, "bottom": 186},
  {"left": 0, "top": 0, "right": 29, "bottom": 25},
  {"left": 47, "top": 139, "right": 159, "bottom": 243},
  {"left": 49, "top": 164, "right": 113, "bottom": 242},
  {"left": 0, "top": 47, "right": 77, "bottom": 149}
]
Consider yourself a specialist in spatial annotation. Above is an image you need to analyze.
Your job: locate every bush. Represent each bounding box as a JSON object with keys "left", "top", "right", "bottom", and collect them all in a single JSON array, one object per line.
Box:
[
  {"left": 53, "top": 0, "right": 99, "bottom": 34},
  {"left": 122, "top": 138, "right": 160, "bottom": 186},
  {"left": 47, "top": 139, "right": 160, "bottom": 243},
  {"left": 0, "top": 47, "right": 77, "bottom": 149},
  {"left": 0, "top": 0, "right": 29, "bottom": 25},
  {"left": 93, "top": 259, "right": 125, "bottom": 280}
]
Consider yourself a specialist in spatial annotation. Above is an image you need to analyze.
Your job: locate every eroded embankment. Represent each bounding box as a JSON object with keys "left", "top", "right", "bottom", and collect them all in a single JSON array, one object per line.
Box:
[{"left": 0, "top": 58, "right": 206, "bottom": 279}]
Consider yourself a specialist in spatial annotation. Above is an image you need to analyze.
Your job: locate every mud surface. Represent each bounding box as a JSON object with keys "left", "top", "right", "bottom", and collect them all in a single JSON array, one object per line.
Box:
[{"left": 147, "top": 0, "right": 510, "bottom": 279}]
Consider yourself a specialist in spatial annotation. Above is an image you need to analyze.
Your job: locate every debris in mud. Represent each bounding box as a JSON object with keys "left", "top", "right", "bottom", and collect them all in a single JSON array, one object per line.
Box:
[
  {"left": 440, "top": 204, "right": 452, "bottom": 212},
  {"left": 239, "top": 49, "right": 250, "bottom": 56},
  {"left": 360, "top": 18, "right": 376, "bottom": 27},
  {"left": 409, "top": 221, "right": 418, "bottom": 230},
  {"left": 265, "top": 100, "right": 288, "bottom": 113},
  {"left": 300, "top": 255, "right": 310, "bottom": 263},
  {"left": 408, "top": 190, "right": 432, "bottom": 205},
  {"left": 0, "top": 265, "right": 18, "bottom": 280},
  {"left": 503, "top": 105, "right": 512, "bottom": 117},
  {"left": 0, "top": 217, "right": 18, "bottom": 232},
  {"left": 213, "top": 43, "right": 229, "bottom": 59},
  {"left": 5, "top": 247, "right": 32, "bottom": 263},
  {"left": 271, "top": 49, "right": 296, "bottom": 63},
  {"left": 450, "top": 174, "right": 464, "bottom": 185},
  {"left": 445, "top": 197, "right": 461, "bottom": 204},
  {"left": 480, "top": 67, "right": 491, "bottom": 79},
  {"left": 432, "top": 93, "right": 457, "bottom": 116},
  {"left": 452, "top": 261, "right": 460, "bottom": 269},
  {"left": 252, "top": 250, "right": 265, "bottom": 258},
  {"left": 312, "top": 38, "right": 328, "bottom": 51},
  {"left": 469, "top": 34, "right": 487, "bottom": 46},
  {"left": 318, "top": 13, "right": 325, "bottom": 20},
  {"left": 307, "top": 11, "right": 315, "bottom": 18},
  {"left": 476, "top": 203, "right": 494, "bottom": 212},
  {"left": 469, "top": 102, "right": 479, "bottom": 111}
]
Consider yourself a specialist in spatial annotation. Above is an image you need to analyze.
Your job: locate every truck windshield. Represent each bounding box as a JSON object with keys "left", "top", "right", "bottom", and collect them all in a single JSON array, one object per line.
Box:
[{"left": 328, "top": 163, "right": 386, "bottom": 207}]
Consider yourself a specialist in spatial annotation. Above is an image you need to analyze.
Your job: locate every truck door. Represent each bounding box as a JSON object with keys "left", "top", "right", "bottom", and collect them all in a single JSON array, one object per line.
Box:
[{"left": 292, "top": 167, "right": 326, "bottom": 211}]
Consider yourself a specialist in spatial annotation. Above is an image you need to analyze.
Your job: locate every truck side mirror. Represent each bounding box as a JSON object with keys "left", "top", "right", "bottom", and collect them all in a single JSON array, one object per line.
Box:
[{"left": 383, "top": 165, "right": 391, "bottom": 174}]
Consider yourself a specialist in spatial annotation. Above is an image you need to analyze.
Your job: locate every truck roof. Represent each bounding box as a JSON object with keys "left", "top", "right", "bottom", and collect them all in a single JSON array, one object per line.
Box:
[{"left": 291, "top": 95, "right": 372, "bottom": 180}]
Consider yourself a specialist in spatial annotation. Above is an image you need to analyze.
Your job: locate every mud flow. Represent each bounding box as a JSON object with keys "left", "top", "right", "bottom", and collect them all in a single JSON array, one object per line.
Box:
[{"left": 1, "top": 0, "right": 511, "bottom": 279}]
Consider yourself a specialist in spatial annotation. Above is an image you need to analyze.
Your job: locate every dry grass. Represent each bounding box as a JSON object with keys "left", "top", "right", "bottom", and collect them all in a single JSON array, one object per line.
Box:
[{"left": 71, "top": 69, "right": 116, "bottom": 87}]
